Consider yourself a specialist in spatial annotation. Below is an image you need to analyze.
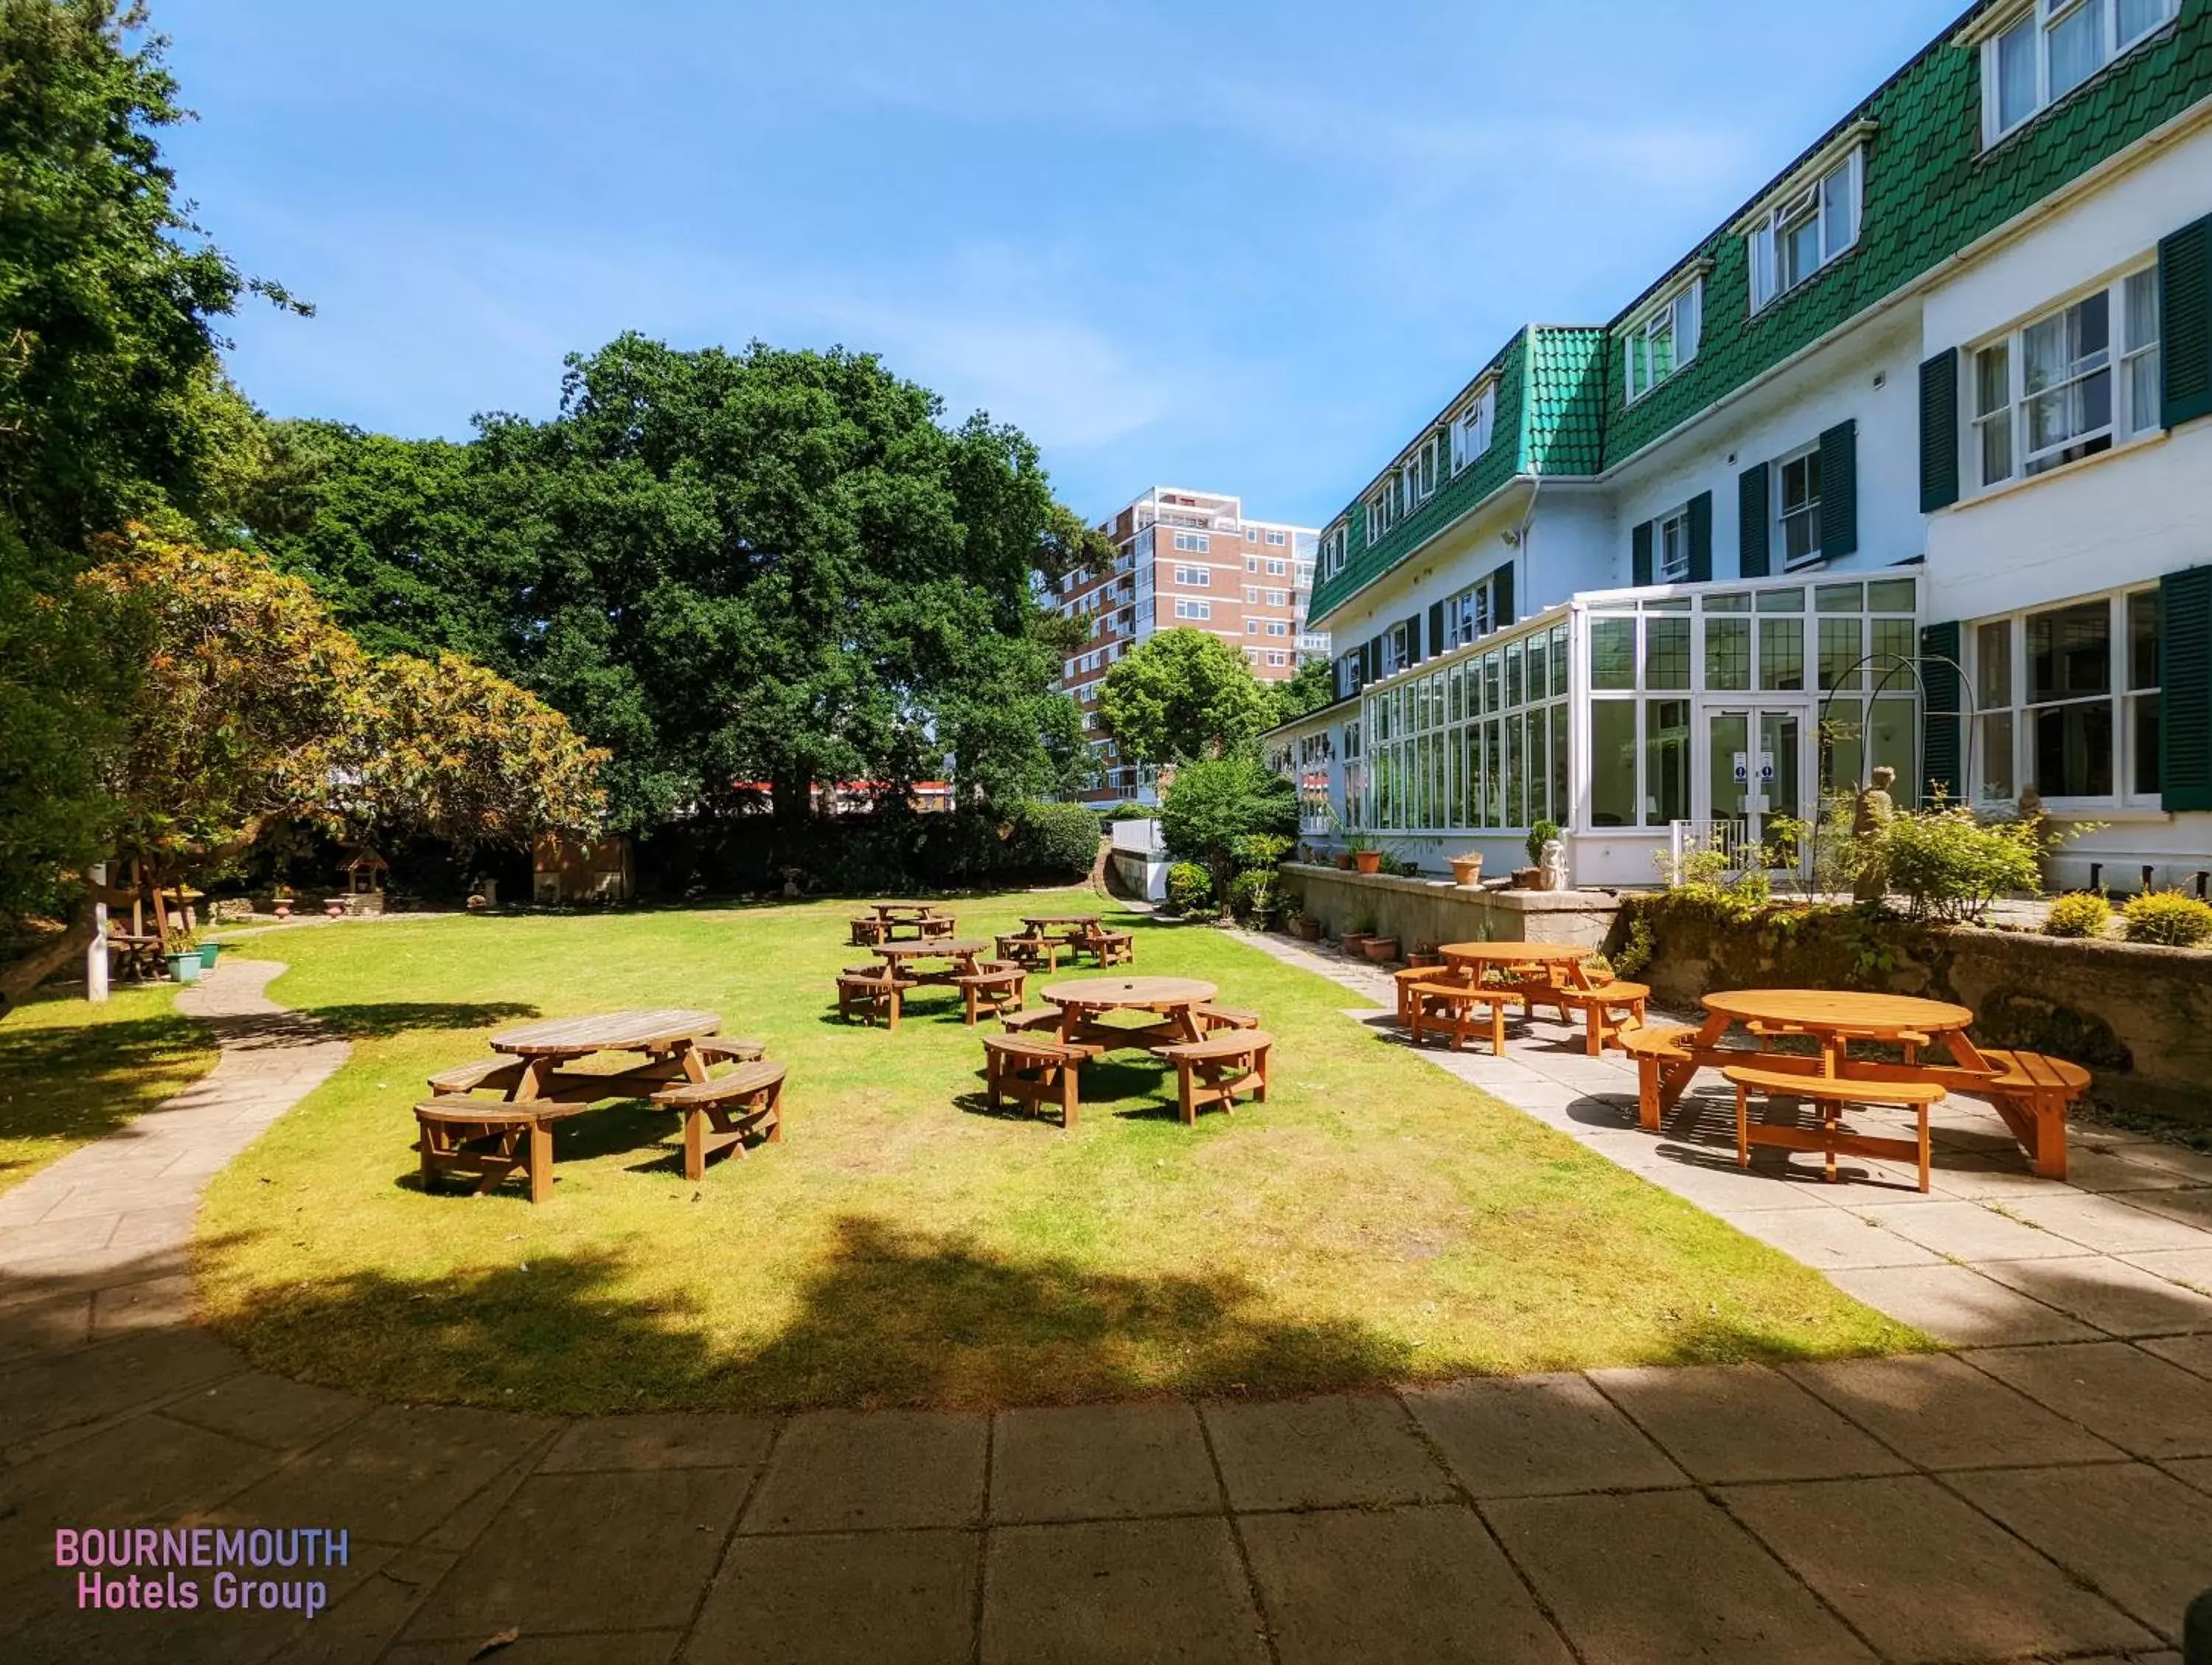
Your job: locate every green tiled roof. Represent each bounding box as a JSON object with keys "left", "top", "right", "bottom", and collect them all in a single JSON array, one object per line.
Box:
[{"left": 1307, "top": 0, "right": 2212, "bottom": 628}]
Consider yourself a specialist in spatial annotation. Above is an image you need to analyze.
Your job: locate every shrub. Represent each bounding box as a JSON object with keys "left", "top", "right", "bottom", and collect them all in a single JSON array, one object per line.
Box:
[
  {"left": 1612, "top": 914, "right": 1656, "bottom": 979},
  {"left": 1161, "top": 756, "right": 1297, "bottom": 891},
  {"left": 1227, "top": 832, "right": 1292, "bottom": 872},
  {"left": 1165, "top": 861, "right": 1214, "bottom": 914},
  {"left": 1526, "top": 818, "right": 1559, "bottom": 866},
  {"left": 1225, "top": 869, "right": 1279, "bottom": 925},
  {"left": 2042, "top": 891, "right": 2113, "bottom": 939},
  {"left": 2121, "top": 889, "right": 2212, "bottom": 948},
  {"left": 1875, "top": 807, "right": 2043, "bottom": 924},
  {"left": 1003, "top": 802, "right": 1101, "bottom": 877},
  {"left": 1104, "top": 802, "right": 1155, "bottom": 821}
]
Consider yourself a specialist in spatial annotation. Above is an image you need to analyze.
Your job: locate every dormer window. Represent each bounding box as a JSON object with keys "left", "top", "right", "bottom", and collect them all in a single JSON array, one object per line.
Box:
[
  {"left": 1747, "top": 146, "right": 1863, "bottom": 313},
  {"left": 1450, "top": 383, "right": 1497, "bottom": 469},
  {"left": 1980, "top": 0, "right": 2178, "bottom": 146},
  {"left": 1623, "top": 275, "right": 1704, "bottom": 403}
]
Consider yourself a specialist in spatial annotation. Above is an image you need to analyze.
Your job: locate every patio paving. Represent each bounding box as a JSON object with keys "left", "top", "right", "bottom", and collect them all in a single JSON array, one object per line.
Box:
[{"left": 0, "top": 952, "right": 2207, "bottom": 1661}]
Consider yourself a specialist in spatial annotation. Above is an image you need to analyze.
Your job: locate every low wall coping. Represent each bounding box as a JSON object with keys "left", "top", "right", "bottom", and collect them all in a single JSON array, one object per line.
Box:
[{"left": 1283, "top": 863, "right": 1620, "bottom": 914}]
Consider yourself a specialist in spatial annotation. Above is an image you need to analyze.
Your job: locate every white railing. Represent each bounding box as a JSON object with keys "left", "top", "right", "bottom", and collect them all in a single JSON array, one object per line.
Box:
[
  {"left": 1110, "top": 817, "right": 1164, "bottom": 855},
  {"left": 1666, "top": 818, "right": 1753, "bottom": 882}
]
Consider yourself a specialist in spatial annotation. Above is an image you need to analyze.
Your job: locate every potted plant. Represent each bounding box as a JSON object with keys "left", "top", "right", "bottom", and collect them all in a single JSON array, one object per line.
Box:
[
  {"left": 165, "top": 933, "right": 204, "bottom": 984},
  {"left": 1346, "top": 832, "right": 1382, "bottom": 876},
  {"left": 1447, "top": 851, "right": 1484, "bottom": 888},
  {"left": 197, "top": 939, "right": 223, "bottom": 971},
  {"left": 271, "top": 883, "right": 293, "bottom": 920},
  {"left": 1340, "top": 916, "right": 1376, "bottom": 956},
  {"left": 1408, "top": 940, "right": 1443, "bottom": 969},
  {"left": 1361, "top": 932, "right": 1399, "bottom": 962},
  {"left": 1289, "top": 911, "right": 1323, "bottom": 942}
]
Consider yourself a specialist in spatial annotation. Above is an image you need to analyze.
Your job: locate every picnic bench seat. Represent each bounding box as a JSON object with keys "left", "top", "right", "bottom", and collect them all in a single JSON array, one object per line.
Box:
[
  {"left": 1154, "top": 1030, "right": 1273, "bottom": 1126},
  {"left": 426, "top": 1056, "right": 526, "bottom": 1097},
  {"left": 996, "top": 933, "right": 1061, "bottom": 972},
  {"left": 1194, "top": 1004, "right": 1261, "bottom": 1032},
  {"left": 413, "top": 1096, "right": 560, "bottom": 1203},
  {"left": 848, "top": 915, "right": 887, "bottom": 946},
  {"left": 951, "top": 960, "right": 1026, "bottom": 1026},
  {"left": 983, "top": 1035, "right": 1085, "bottom": 1128},
  {"left": 1394, "top": 964, "right": 1471, "bottom": 1026},
  {"left": 1551, "top": 980, "right": 1649, "bottom": 1057},
  {"left": 1406, "top": 981, "right": 1526, "bottom": 1057},
  {"left": 1077, "top": 927, "right": 1135, "bottom": 967},
  {"left": 835, "top": 970, "right": 911, "bottom": 1032},
  {"left": 1724, "top": 1061, "right": 1948, "bottom": 1192},
  {"left": 651, "top": 1059, "right": 786, "bottom": 1178},
  {"left": 1950, "top": 1049, "right": 2088, "bottom": 1179}
]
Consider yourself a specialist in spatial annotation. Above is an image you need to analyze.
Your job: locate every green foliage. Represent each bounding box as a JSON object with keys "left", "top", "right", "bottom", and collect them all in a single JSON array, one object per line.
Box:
[
  {"left": 1378, "top": 852, "right": 1421, "bottom": 878},
  {"left": 1877, "top": 807, "right": 2045, "bottom": 924},
  {"left": 2120, "top": 890, "right": 2212, "bottom": 948},
  {"left": 1094, "top": 628, "right": 1274, "bottom": 766},
  {"left": 1225, "top": 869, "right": 1279, "bottom": 927},
  {"left": 2042, "top": 891, "right": 2114, "bottom": 940},
  {"left": 1611, "top": 915, "right": 1656, "bottom": 979},
  {"left": 1526, "top": 819, "right": 1559, "bottom": 866},
  {"left": 1165, "top": 862, "right": 1213, "bottom": 915},
  {"left": 1227, "top": 833, "right": 1291, "bottom": 872},
  {"left": 1666, "top": 844, "right": 1773, "bottom": 922},
  {"left": 1001, "top": 802, "right": 1099, "bottom": 878},
  {"left": 1160, "top": 756, "right": 1297, "bottom": 892},
  {"left": 1102, "top": 802, "right": 1155, "bottom": 821},
  {"left": 1270, "top": 658, "right": 1336, "bottom": 727}
]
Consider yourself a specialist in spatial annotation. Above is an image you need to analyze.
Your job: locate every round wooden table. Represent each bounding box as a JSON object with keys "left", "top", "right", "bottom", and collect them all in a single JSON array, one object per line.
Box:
[
  {"left": 1438, "top": 941, "right": 1601, "bottom": 992},
  {"left": 488, "top": 1009, "right": 723, "bottom": 1101},
  {"left": 1700, "top": 989, "right": 1986, "bottom": 1074},
  {"left": 872, "top": 939, "right": 991, "bottom": 985},
  {"left": 1043, "top": 975, "right": 1217, "bottom": 1051}
]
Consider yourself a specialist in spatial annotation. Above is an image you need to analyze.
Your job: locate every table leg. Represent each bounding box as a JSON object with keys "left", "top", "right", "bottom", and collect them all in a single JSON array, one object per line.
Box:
[
  {"left": 1658, "top": 1014, "right": 1733, "bottom": 1116},
  {"left": 1170, "top": 1004, "right": 1204, "bottom": 1043},
  {"left": 681, "top": 1043, "right": 710, "bottom": 1086},
  {"left": 512, "top": 1057, "right": 553, "bottom": 1102}
]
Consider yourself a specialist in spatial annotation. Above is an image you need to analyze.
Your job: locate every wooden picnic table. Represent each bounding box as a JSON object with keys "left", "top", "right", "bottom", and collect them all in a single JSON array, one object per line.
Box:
[
  {"left": 1022, "top": 913, "right": 1101, "bottom": 941},
  {"left": 872, "top": 938, "right": 991, "bottom": 987},
  {"left": 1437, "top": 941, "right": 1603, "bottom": 990},
  {"left": 1043, "top": 975, "right": 1217, "bottom": 1052},
  {"left": 1699, "top": 990, "right": 1988, "bottom": 1076},
  {"left": 488, "top": 1008, "right": 724, "bottom": 1103},
  {"left": 869, "top": 901, "right": 945, "bottom": 920}
]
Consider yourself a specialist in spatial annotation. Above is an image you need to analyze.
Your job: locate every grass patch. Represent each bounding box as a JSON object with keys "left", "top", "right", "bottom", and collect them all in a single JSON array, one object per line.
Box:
[
  {"left": 0, "top": 981, "right": 219, "bottom": 1195},
  {"left": 195, "top": 891, "right": 1921, "bottom": 1412}
]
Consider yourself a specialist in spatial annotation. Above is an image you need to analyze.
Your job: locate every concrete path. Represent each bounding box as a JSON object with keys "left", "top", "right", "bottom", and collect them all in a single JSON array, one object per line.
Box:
[{"left": 1, "top": 957, "right": 2208, "bottom": 1661}]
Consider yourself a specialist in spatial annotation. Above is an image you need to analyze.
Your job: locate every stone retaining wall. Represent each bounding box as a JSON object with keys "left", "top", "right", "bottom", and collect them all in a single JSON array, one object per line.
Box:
[{"left": 1281, "top": 863, "right": 1621, "bottom": 950}]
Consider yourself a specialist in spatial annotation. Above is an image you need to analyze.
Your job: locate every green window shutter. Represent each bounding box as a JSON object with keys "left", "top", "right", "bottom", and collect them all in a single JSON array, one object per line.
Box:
[
  {"left": 1919, "top": 350, "right": 1959, "bottom": 512},
  {"left": 2161, "top": 565, "right": 2212, "bottom": 811},
  {"left": 1492, "top": 560, "right": 1515, "bottom": 626},
  {"left": 1366, "top": 635, "right": 1382, "bottom": 684},
  {"left": 1738, "top": 463, "right": 1770, "bottom": 577},
  {"left": 1686, "top": 493, "right": 1713, "bottom": 583},
  {"left": 1819, "top": 420, "right": 1858, "bottom": 557},
  {"left": 1921, "top": 621, "right": 1961, "bottom": 807},
  {"left": 1405, "top": 614, "right": 1424, "bottom": 665},
  {"left": 1428, "top": 600, "right": 1445, "bottom": 653},
  {"left": 1631, "top": 520, "right": 1654, "bottom": 587},
  {"left": 2160, "top": 215, "right": 2212, "bottom": 431}
]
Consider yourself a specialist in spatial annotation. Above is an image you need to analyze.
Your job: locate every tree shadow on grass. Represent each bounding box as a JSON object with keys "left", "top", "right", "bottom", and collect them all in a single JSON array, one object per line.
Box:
[
  {"left": 0, "top": 1012, "right": 215, "bottom": 1182},
  {"left": 297, "top": 1001, "right": 540, "bottom": 1040}
]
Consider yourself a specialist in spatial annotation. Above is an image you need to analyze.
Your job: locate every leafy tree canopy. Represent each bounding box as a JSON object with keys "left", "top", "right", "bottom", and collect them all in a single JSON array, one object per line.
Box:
[
  {"left": 1271, "top": 657, "right": 1336, "bottom": 727},
  {"left": 1158, "top": 754, "right": 1297, "bottom": 891},
  {"left": 1094, "top": 628, "right": 1274, "bottom": 767}
]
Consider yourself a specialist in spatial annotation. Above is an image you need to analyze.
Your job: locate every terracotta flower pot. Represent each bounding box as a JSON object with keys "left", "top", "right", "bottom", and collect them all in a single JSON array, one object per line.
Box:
[
  {"left": 1340, "top": 931, "right": 1371, "bottom": 956},
  {"left": 1409, "top": 951, "right": 1443, "bottom": 969},
  {"left": 1448, "top": 855, "right": 1484, "bottom": 889},
  {"left": 271, "top": 899, "right": 292, "bottom": 920},
  {"left": 1353, "top": 849, "right": 1382, "bottom": 875},
  {"left": 1361, "top": 936, "right": 1399, "bottom": 962}
]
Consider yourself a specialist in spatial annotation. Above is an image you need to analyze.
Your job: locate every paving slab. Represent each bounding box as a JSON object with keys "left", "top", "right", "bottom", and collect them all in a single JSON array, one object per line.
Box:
[
  {"left": 1240, "top": 1504, "right": 1573, "bottom": 1665},
  {"left": 161, "top": 1370, "right": 366, "bottom": 1453},
  {"left": 89, "top": 1272, "right": 197, "bottom": 1337},
  {"left": 742, "top": 1409, "right": 985, "bottom": 1533},
  {"left": 1589, "top": 1362, "right": 1909, "bottom": 1484},
  {"left": 1726, "top": 1206, "right": 1944, "bottom": 1268},
  {"left": 1632, "top": 1155, "right": 1861, "bottom": 1212},
  {"left": 1858, "top": 1198, "right": 2084, "bottom": 1261},
  {"left": 1991, "top": 1191, "right": 2212, "bottom": 1254},
  {"left": 401, "top": 1468, "right": 741, "bottom": 1641},
  {"left": 1966, "top": 1343, "right": 2212, "bottom": 1459},
  {"left": 0, "top": 1326, "right": 243, "bottom": 1447},
  {"left": 538, "top": 1412, "right": 775, "bottom": 1474},
  {"left": 1401, "top": 1372, "right": 1684, "bottom": 1498},
  {"left": 2141, "top": 1333, "right": 2212, "bottom": 1380},
  {"left": 990, "top": 1400, "right": 1219, "bottom": 1523},
  {"left": 215, "top": 1402, "right": 558, "bottom": 1547},
  {"left": 2164, "top": 1457, "right": 2212, "bottom": 1495},
  {"left": 982, "top": 1517, "right": 1265, "bottom": 1665},
  {"left": 271, "top": 1544, "right": 454, "bottom": 1665},
  {"left": 387, "top": 1634, "right": 681, "bottom": 1664},
  {"left": 1782, "top": 1352, "right": 2123, "bottom": 1470},
  {"left": 1201, "top": 1391, "right": 1453, "bottom": 1512},
  {"left": 1486, "top": 1489, "right": 1875, "bottom": 1665},
  {"left": 1825, "top": 1265, "right": 2098, "bottom": 1346},
  {"left": 1948, "top": 1463, "right": 2212, "bottom": 1646},
  {"left": 0, "top": 1293, "right": 91, "bottom": 1362},
  {"left": 2121, "top": 1245, "right": 2212, "bottom": 1294},
  {"left": 1723, "top": 1473, "right": 2156, "bottom": 1660},
  {"left": 2129, "top": 1189, "right": 2212, "bottom": 1230},
  {"left": 689, "top": 1529, "right": 976, "bottom": 1665},
  {"left": 2060, "top": 1149, "right": 2202, "bottom": 1193},
  {"left": 1977, "top": 1256, "right": 2212, "bottom": 1338}
]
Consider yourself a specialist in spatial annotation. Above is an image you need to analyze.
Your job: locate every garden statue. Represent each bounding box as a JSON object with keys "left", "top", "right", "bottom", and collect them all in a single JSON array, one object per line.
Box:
[
  {"left": 1539, "top": 838, "right": 1569, "bottom": 892},
  {"left": 1852, "top": 765, "right": 1896, "bottom": 902}
]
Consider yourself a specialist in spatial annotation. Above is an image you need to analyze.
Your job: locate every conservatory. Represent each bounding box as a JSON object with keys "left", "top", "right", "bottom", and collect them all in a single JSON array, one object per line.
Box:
[{"left": 1281, "top": 571, "right": 1924, "bottom": 889}]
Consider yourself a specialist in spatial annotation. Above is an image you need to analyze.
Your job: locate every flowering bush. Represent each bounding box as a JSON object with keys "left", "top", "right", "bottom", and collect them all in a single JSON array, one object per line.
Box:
[
  {"left": 1874, "top": 807, "right": 2045, "bottom": 924},
  {"left": 2042, "top": 891, "right": 2112, "bottom": 939},
  {"left": 2121, "top": 890, "right": 2212, "bottom": 948}
]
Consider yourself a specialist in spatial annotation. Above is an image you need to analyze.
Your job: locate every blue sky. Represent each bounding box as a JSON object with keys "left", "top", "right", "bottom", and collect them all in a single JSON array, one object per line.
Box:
[{"left": 164, "top": 0, "right": 1961, "bottom": 529}]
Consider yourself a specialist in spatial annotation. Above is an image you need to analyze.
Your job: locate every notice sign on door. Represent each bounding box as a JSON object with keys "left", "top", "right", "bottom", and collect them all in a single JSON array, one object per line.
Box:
[
  {"left": 1732, "top": 751, "right": 1749, "bottom": 785},
  {"left": 1759, "top": 752, "right": 1776, "bottom": 782}
]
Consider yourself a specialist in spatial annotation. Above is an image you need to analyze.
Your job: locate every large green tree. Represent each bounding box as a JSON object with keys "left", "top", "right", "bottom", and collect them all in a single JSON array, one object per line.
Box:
[
  {"left": 268, "top": 334, "right": 1095, "bottom": 835},
  {"left": 1094, "top": 628, "right": 1275, "bottom": 767},
  {"left": 0, "top": 0, "right": 303, "bottom": 925}
]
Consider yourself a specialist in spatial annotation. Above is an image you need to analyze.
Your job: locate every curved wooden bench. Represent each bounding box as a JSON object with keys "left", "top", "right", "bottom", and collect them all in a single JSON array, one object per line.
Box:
[
  {"left": 1394, "top": 964, "right": 1471, "bottom": 1027},
  {"left": 425, "top": 1056, "right": 526, "bottom": 1097},
  {"left": 1951, "top": 1049, "right": 2089, "bottom": 1180},
  {"left": 951, "top": 961, "right": 1026, "bottom": 1026},
  {"left": 1619, "top": 1023, "right": 1698, "bottom": 1128},
  {"left": 1193, "top": 1004, "right": 1261, "bottom": 1033},
  {"left": 1406, "top": 982, "right": 1524, "bottom": 1057},
  {"left": 835, "top": 972, "right": 909, "bottom": 1032},
  {"left": 848, "top": 915, "right": 887, "bottom": 946},
  {"left": 1552, "top": 981, "right": 1649, "bottom": 1057},
  {"left": 983, "top": 1035, "right": 1083, "bottom": 1128},
  {"left": 1079, "top": 928, "right": 1135, "bottom": 968},
  {"left": 651, "top": 1059, "right": 785, "bottom": 1177},
  {"left": 1724, "top": 1062, "right": 1947, "bottom": 1192},
  {"left": 414, "top": 1096, "right": 562, "bottom": 1203},
  {"left": 692, "top": 1037, "right": 765, "bottom": 1066},
  {"left": 1155, "top": 1031, "right": 1273, "bottom": 1125},
  {"left": 995, "top": 933, "right": 1060, "bottom": 972}
]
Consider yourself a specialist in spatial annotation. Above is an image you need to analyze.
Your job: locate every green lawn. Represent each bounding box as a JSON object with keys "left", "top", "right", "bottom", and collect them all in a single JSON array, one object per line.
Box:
[
  {"left": 0, "top": 981, "right": 219, "bottom": 1195},
  {"left": 195, "top": 891, "right": 1920, "bottom": 1412}
]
